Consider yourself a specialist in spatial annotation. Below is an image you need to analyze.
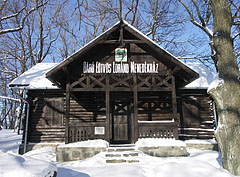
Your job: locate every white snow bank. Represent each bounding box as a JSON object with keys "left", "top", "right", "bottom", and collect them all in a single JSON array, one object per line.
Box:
[
  {"left": 0, "top": 150, "right": 57, "bottom": 177},
  {"left": 136, "top": 138, "right": 186, "bottom": 147},
  {"left": 9, "top": 63, "right": 58, "bottom": 89},
  {"left": 57, "top": 149, "right": 234, "bottom": 177},
  {"left": 24, "top": 147, "right": 57, "bottom": 162},
  {"left": 184, "top": 61, "right": 218, "bottom": 88},
  {"left": 153, "top": 160, "right": 233, "bottom": 177},
  {"left": 0, "top": 130, "right": 236, "bottom": 177},
  {"left": 207, "top": 75, "right": 224, "bottom": 93},
  {"left": 185, "top": 139, "right": 217, "bottom": 144},
  {"left": 0, "top": 130, "right": 57, "bottom": 177},
  {"left": 0, "top": 129, "right": 21, "bottom": 153},
  {"left": 58, "top": 139, "right": 109, "bottom": 148}
]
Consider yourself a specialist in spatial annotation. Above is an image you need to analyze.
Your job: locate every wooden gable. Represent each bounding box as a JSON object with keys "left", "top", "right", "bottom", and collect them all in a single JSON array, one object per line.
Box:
[{"left": 46, "top": 20, "right": 199, "bottom": 89}]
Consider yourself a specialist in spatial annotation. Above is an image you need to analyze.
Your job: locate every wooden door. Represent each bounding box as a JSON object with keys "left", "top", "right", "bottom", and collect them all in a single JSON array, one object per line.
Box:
[{"left": 112, "top": 100, "right": 130, "bottom": 144}]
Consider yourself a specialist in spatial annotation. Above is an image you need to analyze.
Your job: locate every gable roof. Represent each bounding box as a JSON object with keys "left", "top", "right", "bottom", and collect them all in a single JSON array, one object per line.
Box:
[{"left": 44, "top": 20, "right": 199, "bottom": 88}]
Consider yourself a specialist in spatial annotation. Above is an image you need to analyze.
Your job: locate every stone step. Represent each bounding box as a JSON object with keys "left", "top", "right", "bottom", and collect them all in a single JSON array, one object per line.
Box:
[
  {"left": 105, "top": 149, "right": 140, "bottom": 163},
  {"left": 106, "top": 159, "right": 140, "bottom": 163},
  {"left": 105, "top": 154, "right": 122, "bottom": 157},
  {"left": 107, "top": 148, "right": 136, "bottom": 152},
  {"left": 123, "top": 152, "right": 138, "bottom": 157},
  {"left": 105, "top": 145, "right": 140, "bottom": 163},
  {"left": 105, "top": 152, "right": 139, "bottom": 157}
]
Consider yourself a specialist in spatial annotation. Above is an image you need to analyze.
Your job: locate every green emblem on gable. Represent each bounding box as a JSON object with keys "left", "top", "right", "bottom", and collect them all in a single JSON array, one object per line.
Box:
[{"left": 115, "top": 48, "right": 127, "bottom": 62}]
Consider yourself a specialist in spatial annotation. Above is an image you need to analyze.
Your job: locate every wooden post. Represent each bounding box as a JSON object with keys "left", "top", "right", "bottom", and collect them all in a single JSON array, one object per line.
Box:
[
  {"left": 65, "top": 82, "right": 70, "bottom": 144},
  {"left": 133, "top": 75, "right": 138, "bottom": 143},
  {"left": 171, "top": 76, "right": 178, "bottom": 123},
  {"left": 119, "top": 24, "right": 124, "bottom": 47},
  {"left": 105, "top": 76, "right": 110, "bottom": 142}
]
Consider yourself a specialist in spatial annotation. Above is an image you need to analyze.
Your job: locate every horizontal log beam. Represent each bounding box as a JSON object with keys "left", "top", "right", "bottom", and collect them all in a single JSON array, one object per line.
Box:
[{"left": 103, "top": 39, "right": 143, "bottom": 44}]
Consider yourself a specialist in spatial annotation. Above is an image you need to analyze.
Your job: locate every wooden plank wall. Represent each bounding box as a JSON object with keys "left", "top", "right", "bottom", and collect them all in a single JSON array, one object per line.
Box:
[
  {"left": 138, "top": 92, "right": 174, "bottom": 122},
  {"left": 177, "top": 89, "right": 215, "bottom": 140},
  {"left": 68, "top": 92, "right": 106, "bottom": 124},
  {"left": 27, "top": 90, "right": 65, "bottom": 143},
  {"left": 26, "top": 89, "right": 215, "bottom": 144},
  {"left": 68, "top": 92, "right": 106, "bottom": 142}
]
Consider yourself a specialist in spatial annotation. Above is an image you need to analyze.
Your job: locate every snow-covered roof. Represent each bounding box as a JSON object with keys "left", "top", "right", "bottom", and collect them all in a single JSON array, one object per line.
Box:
[
  {"left": 9, "top": 63, "right": 59, "bottom": 89},
  {"left": 9, "top": 61, "right": 216, "bottom": 90},
  {"left": 184, "top": 61, "right": 218, "bottom": 89}
]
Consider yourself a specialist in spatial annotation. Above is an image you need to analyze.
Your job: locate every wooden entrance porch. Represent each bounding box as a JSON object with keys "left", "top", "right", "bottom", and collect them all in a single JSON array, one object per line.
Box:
[{"left": 65, "top": 73, "right": 179, "bottom": 144}]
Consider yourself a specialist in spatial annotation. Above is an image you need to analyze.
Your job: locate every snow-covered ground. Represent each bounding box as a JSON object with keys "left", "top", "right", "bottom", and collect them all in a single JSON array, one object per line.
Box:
[{"left": 0, "top": 129, "right": 237, "bottom": 177}]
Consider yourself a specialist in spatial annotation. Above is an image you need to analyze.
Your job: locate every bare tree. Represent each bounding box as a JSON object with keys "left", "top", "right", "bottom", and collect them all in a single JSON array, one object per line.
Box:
[{"left": 0, "top": 0, "right": 63, "bottom": 130}]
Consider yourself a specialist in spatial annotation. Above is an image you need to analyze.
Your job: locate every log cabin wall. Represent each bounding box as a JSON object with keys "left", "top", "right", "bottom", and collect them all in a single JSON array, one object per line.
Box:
[
  {"left": 138, "top": 91, "right": 173, "bottom": 122},
  {"left": 177, "top": 89, "right": 215, "bottom": 140},
  {"left": 24, "top": 88, "right": 215, "bottom": 144},
  {"left": 68, "top": 92, "right": 106, "bottom": 143},
  {"left": 26, "top": 90, "right": 65, "bottom": 143}
]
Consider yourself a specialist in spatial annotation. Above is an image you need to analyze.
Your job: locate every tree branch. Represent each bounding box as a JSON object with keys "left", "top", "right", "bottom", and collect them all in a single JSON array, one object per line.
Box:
[
  {"left": 0, "top": 96, "right": 21, "bottom": 102},
  {"left": 178, "top": 0, "right": 213, "bottom": 38},
  {"left": 0, "top": 0, "right": 7, "bottom": 13},
  {"left": 191, "top": 0, "right": 206, "bottom": 26},
  {"left": 0, "top": 0, "right": 49, "bottom": 35}
]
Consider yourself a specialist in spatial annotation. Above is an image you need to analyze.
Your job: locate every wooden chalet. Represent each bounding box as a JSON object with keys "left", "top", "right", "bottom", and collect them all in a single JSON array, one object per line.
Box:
[{"left": 9, "top": 21, "right": 216, "bottom": 147}]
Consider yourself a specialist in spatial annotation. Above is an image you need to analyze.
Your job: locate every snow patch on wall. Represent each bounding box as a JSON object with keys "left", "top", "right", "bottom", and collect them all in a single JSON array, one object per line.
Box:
[
  {"left": 184, "top": 139, "right": 217, "bottom": 145},
  {"left": 136, "top": 138, "right": 186, "bottom": 147},
  {"left": 58, "top": 139, "right": 109, "bottom": 148}
]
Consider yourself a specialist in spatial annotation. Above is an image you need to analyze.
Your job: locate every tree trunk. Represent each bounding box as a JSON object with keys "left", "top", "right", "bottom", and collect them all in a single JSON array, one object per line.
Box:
[{"left": 209, "top": 0, "right": 240, "bottom": 175}]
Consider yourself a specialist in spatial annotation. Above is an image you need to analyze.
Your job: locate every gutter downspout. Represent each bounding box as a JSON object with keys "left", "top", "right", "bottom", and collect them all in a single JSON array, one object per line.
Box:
[
  {"left": 24, "top": 100, "right": 30, "bottom": 153},
  {"left": 213, "top": 100, "right": 218, "bottom": 129},
  {"left": 10, "top": 87, "right": 30, "bottom": 154}
]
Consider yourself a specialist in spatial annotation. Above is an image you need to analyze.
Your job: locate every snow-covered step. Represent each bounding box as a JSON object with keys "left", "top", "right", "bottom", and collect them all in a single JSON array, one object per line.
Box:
[
  {"left": 105, "top": 152, "right": 138, "bottom": 157},
  {"left": 107, "top": 147, "right": 136, "bottom": 152},
  {"left": 106, "top": 159, "right": 140, "bottom": 163},
  {"left": 105, "top": 146, "right": 140, "bottom": 163}
]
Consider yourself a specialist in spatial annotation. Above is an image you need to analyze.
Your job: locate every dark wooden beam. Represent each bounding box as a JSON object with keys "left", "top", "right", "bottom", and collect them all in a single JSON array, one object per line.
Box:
[
  {"left": 119, "top": 26, "right": 124, "bottom": 46},
  {"left": 105, "top": 76, "right": 110, "bottom": 142},
  {"left": 133, "top": 75, "right": 138, "bottom": 143},
  {"left": 65, "top": 82, "right": 70, "bottom": 144},
  {"left": 171, "top": 76, "right": 178, "bottom": 126},
  {"left": 70, "top": 87, "right": 172, "bottom": 92},
  {"left": 103, "top": 39, "right": 143, "bottom": 44}
]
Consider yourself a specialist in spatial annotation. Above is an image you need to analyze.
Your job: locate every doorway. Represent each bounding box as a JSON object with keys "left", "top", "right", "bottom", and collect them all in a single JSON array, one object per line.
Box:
[{"left": 110, "top": 92, "right": 133, "bottom": 144}]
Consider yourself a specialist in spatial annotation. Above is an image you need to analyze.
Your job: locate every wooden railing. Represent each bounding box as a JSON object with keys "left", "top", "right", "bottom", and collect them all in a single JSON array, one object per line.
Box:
[
  {"left": 138, "top": 121, "right": 178, "bottom": 139},
  {"left": 68, "top": 123, "right": 105, "bottom": 143}
]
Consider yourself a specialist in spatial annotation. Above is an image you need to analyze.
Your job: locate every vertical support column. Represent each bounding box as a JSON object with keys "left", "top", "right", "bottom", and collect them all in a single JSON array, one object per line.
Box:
[
  {"left": 171, "top": 76, "right": 178, "bottom": 121},
  {"left": 133, "top": 75, "right": 138, "bottom": 143},
  {"left": 65, "top": 82, "right": 70, "bottom": 144},
  {"left": 105, "top": 76, "right": 110, "bottom": 142},
  {"left": 171, "top": 76, "right": 178, "bottom": 139}
]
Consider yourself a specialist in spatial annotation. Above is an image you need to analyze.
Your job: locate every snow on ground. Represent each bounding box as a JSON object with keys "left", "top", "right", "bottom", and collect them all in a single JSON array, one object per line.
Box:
[
  {"left": 0, "top": 129, "right": 56, "bottom": 177},
  {"left": 0, "top": 129, "right": 238, "bottom": 177},
  {"left": 0, "top": 129, "right": 21, "bottom": 153}
]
